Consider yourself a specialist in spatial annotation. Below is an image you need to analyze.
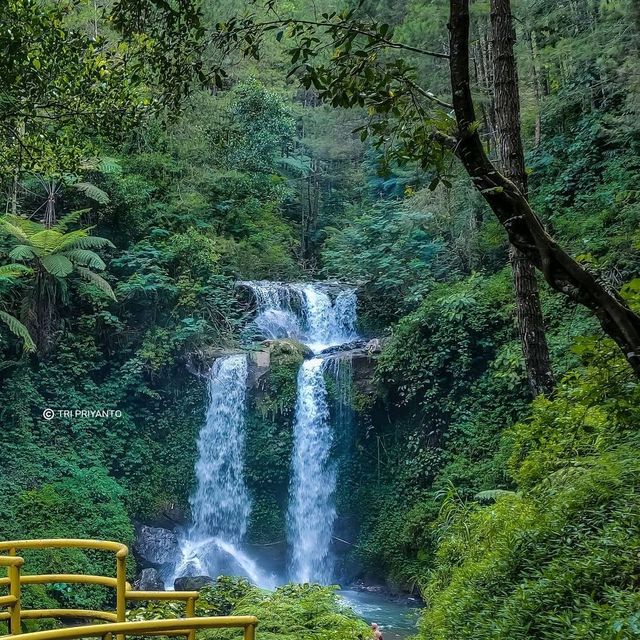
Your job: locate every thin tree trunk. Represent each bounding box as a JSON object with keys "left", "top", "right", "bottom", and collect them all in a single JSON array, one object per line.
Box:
[
  {"left": 447, "top": 0, "right": 640, "bottom": 377},
  {"left": 490, "top": 0, "right": 554, "bottom": 396}
]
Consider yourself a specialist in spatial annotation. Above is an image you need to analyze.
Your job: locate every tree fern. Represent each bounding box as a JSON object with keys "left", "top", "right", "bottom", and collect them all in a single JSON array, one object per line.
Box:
[
  {"left": 41, "top": 254, "right": 74, "bottom": 277},
  {"left": 72, "top": 181, "right": 110, "bottom": 204},
  {"left": 76, "top": 266, "right": 116, "bottom": 300},
  {"left": 54, "top": 209, "right": 90, "bottom": 234},
  {"left": 64, "top": 249, "right": 106, "bottom": 270},
  {"left": 0, "top": 264, "right": 32, "bottom": 279},
  {"left": 0, "top": 310, "right": 36, "bottom": 352},
  {"left": 9, "top": 245, "right": 39, "bottom": 260}
]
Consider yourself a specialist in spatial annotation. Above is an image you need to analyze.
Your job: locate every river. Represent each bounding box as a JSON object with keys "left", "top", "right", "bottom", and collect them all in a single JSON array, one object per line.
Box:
[{"left": 340, "top": 589, "right": 422, "bottom": 639}]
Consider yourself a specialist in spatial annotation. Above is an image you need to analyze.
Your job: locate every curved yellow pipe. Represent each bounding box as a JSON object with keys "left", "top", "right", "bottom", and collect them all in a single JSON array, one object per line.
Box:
[
  {"left": 0, "top": 540, "right": 128, "bottom": 559},
  {"left": 125, "top": 591, "right": 199, "bottom": 601},
  {"left": 0, "top": 575, "right": 118, "bottom": 588},
  {"left": 0, "top": 609, "right": 117, "bottom": 622},
  {"left": 0, "top": 615, "right": 258, "bottom": 640}
]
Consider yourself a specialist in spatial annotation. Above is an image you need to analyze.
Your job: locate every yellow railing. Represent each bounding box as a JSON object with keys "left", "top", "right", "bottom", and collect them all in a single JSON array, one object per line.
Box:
[{"left": 0, "top": 539, "right": 257, "bottom": 640}]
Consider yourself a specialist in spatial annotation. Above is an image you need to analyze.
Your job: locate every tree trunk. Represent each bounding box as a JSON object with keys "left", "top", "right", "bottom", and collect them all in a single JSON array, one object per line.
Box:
[
  {"left": 490, "top": 0, "right": 554, "bottom": 396},
  {"left": 448, "top": 0, "right": 640, "bottom": 377}
]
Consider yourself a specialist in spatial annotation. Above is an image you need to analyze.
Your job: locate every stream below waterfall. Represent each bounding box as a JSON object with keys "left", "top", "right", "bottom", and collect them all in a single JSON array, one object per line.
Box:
[{"left": 339, "top": 590, "right": 421, "bottom": 640}]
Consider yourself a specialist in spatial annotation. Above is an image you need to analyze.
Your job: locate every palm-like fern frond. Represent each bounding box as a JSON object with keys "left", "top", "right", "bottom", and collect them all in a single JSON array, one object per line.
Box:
[
  {"left": 29, "top": 229, "right": 66, "bottom": 253},
  {"left": 41, "top": 254, "right": 74, "bottom": 277},
  {"left": 76, "top": 266, "right": 116, "bottom": 300},
  {"left": 59, "top": 234, "right": 115, "bottom": 251},
  {"left": 0, "top": 218, "right": 31, "bottom": 243},
  {"left": 73, "top": 182, "right": 110, "bottom": 204},
  {"left": 64, "top": 249, "right": 106, "bottom": 270},
  {"left": 9, "top": 245, "right": 39, "bottom": 260},
  {"left": 0, "top": 264, "right": 32, "bottom": 279},
  {"left": 54, "top": 209, "right": 90, "bottom": 234},
  {"left": 0, "top": 214, "right": 43, "bottom": 235},
  {"left": 0, "top": 310, "right": 36, "bottom": 352}
]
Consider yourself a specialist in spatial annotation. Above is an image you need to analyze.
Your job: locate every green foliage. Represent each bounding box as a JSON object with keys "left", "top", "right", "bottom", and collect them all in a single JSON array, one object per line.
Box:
[
  {"left": 130, "top": 578, "right": 370, "bottom": 640},
  {"left": 421, "top": 346, "right": 640, "bottom": 640}
]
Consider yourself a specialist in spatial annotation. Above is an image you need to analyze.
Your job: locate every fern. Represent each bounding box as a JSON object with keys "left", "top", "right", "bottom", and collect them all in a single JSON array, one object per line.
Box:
[
  {"left": 64, "top": 249, "right": 106, "bottom": 270},
  {"left": 0, "top": 218, "right": 30, "bottom": 243},
  {"left": 29, "top": 229, "right": 66, "bottom": 252},
  {"left": 41, "top": 254, "right": 74, "bottom": 277},
  {"left": 58, "top": 234, "right": 115, "bottom": 252},
  {"left": 73, "top": 181, "right": 110, "bottom": 204},
  {"left": 54, "top": 209, "right": 90, "bottom": 234},
  {"left": 9, "top": 245, "right": 38, "bottom": 260},
  {"left": 0, "top": 264, "right": 32, "bottom": 278},
  {"left": 76, "top": 266, "right": 116, "bottom": 300},
  {"left": 0, "top": 310, "right": 36, "bottom": 351},
  {"left": 474, "top": 489, "right": 517, "bottom": 503}
]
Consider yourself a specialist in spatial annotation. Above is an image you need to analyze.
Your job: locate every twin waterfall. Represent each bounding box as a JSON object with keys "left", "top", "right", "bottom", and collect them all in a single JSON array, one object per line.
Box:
[{"left": 172, "top": 282, "right": 358, "bottom": 587}]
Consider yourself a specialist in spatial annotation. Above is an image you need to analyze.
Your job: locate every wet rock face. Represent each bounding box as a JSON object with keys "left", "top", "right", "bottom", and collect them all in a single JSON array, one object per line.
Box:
[
  {"left": 135, "top": 525, "right": 179, "bottom": 566},
  {"left": 135, "top": 567, "right": 165, "bottom": 591},
  {"left": 174, "top": 575, "right": 214, "bottom": 591}
]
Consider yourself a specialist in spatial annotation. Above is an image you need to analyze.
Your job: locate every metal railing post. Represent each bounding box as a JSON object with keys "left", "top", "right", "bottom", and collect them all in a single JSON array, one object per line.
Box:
[
  {"left": 244, "top": 622, "right": 256, "bottom": 640},
  {"left": 8, "top": 548, "right": 21, "bottom": 635},
  {"left": 185, "top": 597, "right": 196, "bottom": 640},
  {"left": 115, "top": 556, "right": 126, "bottom": 640}
]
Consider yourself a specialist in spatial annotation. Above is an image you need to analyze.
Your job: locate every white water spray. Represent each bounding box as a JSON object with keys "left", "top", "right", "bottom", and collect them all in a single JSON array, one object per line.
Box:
[
  {"left": 288, "top": 357, "right": 336, "bottom": 583},
  {"left": 172, "top": 354, "right": 273, "bottom": 588},
  {"left": 242, "top": 281, "right": 359, "bottom": 583}
]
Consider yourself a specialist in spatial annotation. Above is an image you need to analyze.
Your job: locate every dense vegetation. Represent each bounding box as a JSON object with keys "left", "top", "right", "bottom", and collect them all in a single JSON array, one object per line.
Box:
[{"left": 1, "top": 1, "right": 639, "bottom": 639}]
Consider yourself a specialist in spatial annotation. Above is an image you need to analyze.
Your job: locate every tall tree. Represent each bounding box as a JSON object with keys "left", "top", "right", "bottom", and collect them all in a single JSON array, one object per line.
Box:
[
  {"left": 212, "top": 0, "right": 640, "bottom": 376},
  {"left": 490, "top": 0, "right": 554, "bottom": 396}
]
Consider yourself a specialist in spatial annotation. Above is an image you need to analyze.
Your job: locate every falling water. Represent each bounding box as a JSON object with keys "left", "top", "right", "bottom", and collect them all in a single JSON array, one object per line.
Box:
[
  {"left": 241, "top": 281, "right": 359, "bottom": 583},
  {"left": 172, "top": 354, "right": 273, "bottom": 587},
  {"left": 240, "top": 281, "right": 358, "bottom": 353},
  {"left": 288, "top": 357, "right": 336, "bottom": 583}
]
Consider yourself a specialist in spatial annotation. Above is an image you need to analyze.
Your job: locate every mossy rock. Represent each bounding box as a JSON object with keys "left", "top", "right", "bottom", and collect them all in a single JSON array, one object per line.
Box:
[{"left": 266, "top": 339, "right": 312, "bottom": 364}]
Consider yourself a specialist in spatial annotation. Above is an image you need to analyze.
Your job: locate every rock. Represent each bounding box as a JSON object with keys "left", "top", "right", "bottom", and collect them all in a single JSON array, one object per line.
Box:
[
  {"left": 135, "top": 567, "right": 165, "bottom": 591},
  {"left": 134, "top": 525, "right": 179, "bottom": 566},
  {"left": 266, "top": 338, "right": 314, "bottom": 360},
  {"left": 174, "top": 575, "right": 214, "bottom": 591},
  {"left": 318, "top": 339, "right": 368, "bottom": 356}
]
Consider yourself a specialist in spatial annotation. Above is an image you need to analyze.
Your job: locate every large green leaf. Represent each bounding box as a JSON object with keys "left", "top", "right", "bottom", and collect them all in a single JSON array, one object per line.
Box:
[
  {"left": 76, "top": 266, "right": 116, "bottom": 300},
  {"left": 9, "top": 245, "right": 38, "bottom": 260},
  {"left": 59, "top": 234, "right": 115, "bottom": 251},
  {"left": 73, "top": 181, "right": 110, "bottom": 204},
  {"left": 41, "top": 254, "right": 74, "bottom": 277},
  {"left": 64, "top": 249, "right": 106, "bottom": 270},
  {"left": 0, "top": 310, "right": 36, "bottom": 352},
  {"left": 29, "top": 229, "right": 65, "bottom": 253}
]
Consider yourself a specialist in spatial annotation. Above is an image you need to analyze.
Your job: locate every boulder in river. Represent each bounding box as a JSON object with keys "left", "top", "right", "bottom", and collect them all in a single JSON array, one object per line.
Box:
[
  {"left": 135, "top": 567, "right": 165, "bottom": 591},
  {"left": 174, "top": 575, "right": 214, "bottom": 591},
  {"left": 134, "top": 525, "right": 179, "bottom": 566}
]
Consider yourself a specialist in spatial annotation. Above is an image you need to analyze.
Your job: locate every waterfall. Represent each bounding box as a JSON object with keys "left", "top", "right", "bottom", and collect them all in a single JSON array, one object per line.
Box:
[
  {"left": 172, "top": 354, "right": 272, "bottom": 588},
  {"left": 241, "top": 281, "right": 359, "bottom": 583},
  {"left": 288, "top": 357, "right": 336, "bottom": 583},
  {"left": 241, "top": 281, "right": 358, "bottom": 354},
  {"left": 171, "top": 282, "right": 359, "bottom": 587}
]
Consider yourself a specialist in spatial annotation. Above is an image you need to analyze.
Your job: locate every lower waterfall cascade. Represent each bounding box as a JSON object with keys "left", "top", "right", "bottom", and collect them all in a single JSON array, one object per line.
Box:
[{"left": 170, "top": 281, "right": 360, "bottom": 587}]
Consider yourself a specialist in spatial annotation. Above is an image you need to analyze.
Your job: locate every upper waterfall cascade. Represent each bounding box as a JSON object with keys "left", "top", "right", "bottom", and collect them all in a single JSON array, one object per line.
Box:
[{"left": 240, "top": 281, "right": 358, "bottom": 354}]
